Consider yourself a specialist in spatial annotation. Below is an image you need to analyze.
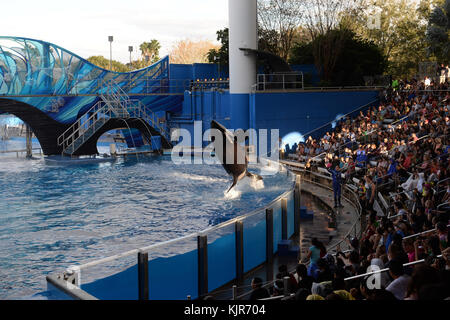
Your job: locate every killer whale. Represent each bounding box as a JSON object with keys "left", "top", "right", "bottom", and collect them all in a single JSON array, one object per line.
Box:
[{"left": 210, "top": 120, "right": 263, "bottom": 193}]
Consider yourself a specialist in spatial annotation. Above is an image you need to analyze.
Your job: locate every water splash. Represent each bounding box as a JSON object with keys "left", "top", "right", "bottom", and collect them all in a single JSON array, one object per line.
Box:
[{"left": 224, "top": 187, "right": 241, "bottom": 200}]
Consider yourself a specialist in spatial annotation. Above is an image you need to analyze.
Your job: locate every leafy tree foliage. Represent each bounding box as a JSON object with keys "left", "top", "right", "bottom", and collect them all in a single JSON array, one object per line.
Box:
[
  {"left": 139, "top": 40, "right": 161, "bottom": 64},
  {"left": 290, "top": 29, "right": 386, "bottom": 86},
  {"left": 87, "top": 55, "right": 128, "bottom": 72},
  {"left": 206, "top": 28, "right": 229, "bottom": 66},
  {"left": 426, "top": 0, "right": 450, "bottom": 63},
  {"left": 258, "top": 0, "right": 304, "bottom": 60}
]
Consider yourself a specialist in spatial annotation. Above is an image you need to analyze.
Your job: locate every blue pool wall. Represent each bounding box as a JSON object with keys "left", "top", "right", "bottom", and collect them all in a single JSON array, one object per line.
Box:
[
  {"left": 171, "top": 89, "right": 379, "bottom": 148},
  {"left": 77, "top": 189, "right": 296, "bottom": 300}
]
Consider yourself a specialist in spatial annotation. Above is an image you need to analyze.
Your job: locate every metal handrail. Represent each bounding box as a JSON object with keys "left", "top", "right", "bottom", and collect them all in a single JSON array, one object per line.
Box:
[
  {"left": 103, "top": 79, "right": 170, "bottom": 140},
  {"left": 57, "top": 79, "right": 172, "bottom": 155},
  {"left": 63, "top": 105, "right": 112, "bottom": 154},
  {"left": 57, "top": 100, "right": 105, "bottom": 146},
  {"left": 58, "top": 101, "right": 110, "bottom": 149},
  {"left": 402, "top": 224, "right": 449, "bottom": 241},
  {"left": 437, "top": 202, "right": 450, "bottom": 210},
  {"left": 344, "top": 254, "right": 444, "bottom": 282},
  {"left": 282, "top": 161, "right": 363, "bottom": 248}
]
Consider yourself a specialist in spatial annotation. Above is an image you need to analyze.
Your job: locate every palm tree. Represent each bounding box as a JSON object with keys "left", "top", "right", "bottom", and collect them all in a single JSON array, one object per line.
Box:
[{"left": 139, "top": 40, "right": 161, "bottom": 65}]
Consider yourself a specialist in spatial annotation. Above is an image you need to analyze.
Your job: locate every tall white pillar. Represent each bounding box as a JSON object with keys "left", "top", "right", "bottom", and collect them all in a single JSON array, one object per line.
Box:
[{"left": 228, "top": 0, "right": 257, "bottom": 94}]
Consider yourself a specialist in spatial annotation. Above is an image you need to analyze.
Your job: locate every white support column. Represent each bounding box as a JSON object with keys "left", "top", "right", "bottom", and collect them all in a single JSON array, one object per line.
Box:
[{"left": 228, "top": 0, "right": 257, "bottom": 94}]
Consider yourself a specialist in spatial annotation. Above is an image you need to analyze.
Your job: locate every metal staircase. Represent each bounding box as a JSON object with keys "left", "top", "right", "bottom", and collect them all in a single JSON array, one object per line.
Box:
[{"left": 57, "top": 80, "right": 171, "bottom": 156}]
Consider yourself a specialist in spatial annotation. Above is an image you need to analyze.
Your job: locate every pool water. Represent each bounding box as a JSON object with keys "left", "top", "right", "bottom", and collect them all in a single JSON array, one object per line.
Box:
[{"left": 0, "top": 139, "right": 294, "bottom": 299}]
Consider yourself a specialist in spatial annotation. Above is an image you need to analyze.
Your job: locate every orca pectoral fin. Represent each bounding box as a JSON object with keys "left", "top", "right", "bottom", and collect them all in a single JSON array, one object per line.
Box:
[{"left": 246, "top": 171, "right": 263, "bottom": 180}]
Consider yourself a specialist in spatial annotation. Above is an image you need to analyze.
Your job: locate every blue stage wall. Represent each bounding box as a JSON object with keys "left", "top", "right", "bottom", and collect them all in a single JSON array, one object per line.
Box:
[
  {"left": 170, "top": 63, "right": 229, "bottom": 81},
  {"left": 172, "top": 90, "right": 379, "bottom": 147},
  {"left": 250, "top": 90, "right": 380, "bottom": 140},
  {"left": 169, "top": 63, "right": 316, "bottom": 82}
]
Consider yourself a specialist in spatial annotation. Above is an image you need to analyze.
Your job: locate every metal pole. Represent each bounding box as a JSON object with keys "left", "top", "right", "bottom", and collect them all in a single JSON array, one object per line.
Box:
[
  {"left": 25, "top": 124, "right": 32, "bottom": 159},
  {"left": 294, "top": 175, "right": 301, "bottom": 237},
  {"left": 197, "top": 235, "right": 208, "bottom": 298},
  {"left": 232, "top": 285, "right": 237, "bottom": 300},
  {"left": 108, "top": 36, "right": 113, "bottom": 70},
  {"left": 235, "top": 220, "right": 244, "bottom": 283},
  {"left": 283, "top": 276, "right": 289, "bottom": 297},
  {"left": 266, "top": 208, "right": 274, "bottom": 263},
  {"left": 281, "top": 198, "right": 288, "bottom": 240},
  {"left": 137, "top": 250, "right": 149, "bottom": 300}
]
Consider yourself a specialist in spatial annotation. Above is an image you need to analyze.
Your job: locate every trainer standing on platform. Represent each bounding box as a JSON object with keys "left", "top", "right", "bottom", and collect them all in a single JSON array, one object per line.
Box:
[{"left": 328, "top": 165, "right": 343, "bottom": 208}]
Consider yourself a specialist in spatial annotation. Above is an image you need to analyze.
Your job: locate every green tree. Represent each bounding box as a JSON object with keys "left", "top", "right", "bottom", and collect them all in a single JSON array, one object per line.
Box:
[
  {"left": 289, "top": 29, "right": 386, "bottom": 86},
  {"left": 139, "top": 40, "right": 161, "bottom": 65},
  {"left": 258, "top": 27, "right": 280, "bottom": 55},
  {"left": 207, "top": 26, "right": 296, "bottom": 65},
  {"left": 426, "top": 0, "right": 450, "bottom": 63},
  {"left": 348, "top": 0, "right": 438, "bottom": 78},
  {"left": 288, "top": 42, "right": 314, "bottom": 65},
  {"left": 207, "top": 28, "right": 229, "bottom": 66},
  {"left": 87, "top": 55, "right": 128, "bottom": 72}
]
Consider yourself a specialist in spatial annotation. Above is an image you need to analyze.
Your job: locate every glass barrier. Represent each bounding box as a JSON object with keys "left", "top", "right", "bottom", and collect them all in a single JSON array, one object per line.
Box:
[
  {"left": 242, "top": 209, "right": 267, "bottom": 273},
  {"left": 287, "top": 190, "right": 295, "bottom": 238},
  {"left": 204, "top": 222, "right": 236, "bottom": 293},
  {"left": 272, "top": 200, "right": 282, "bottom": 254},
  {"left": 145, "top": 234, "right": 199, "bottom": 300},
  {"left": 80, "top": 251, "right": 139, "bottom": 300},
  {"left": 58, "top": 179, "right": 297, "bottom": 300}
]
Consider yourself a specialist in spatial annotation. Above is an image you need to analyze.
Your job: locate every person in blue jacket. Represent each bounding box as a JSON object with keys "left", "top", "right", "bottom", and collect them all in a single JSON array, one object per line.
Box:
[{"left": 328, "top": 165, "right": 343, "bottom": 207}]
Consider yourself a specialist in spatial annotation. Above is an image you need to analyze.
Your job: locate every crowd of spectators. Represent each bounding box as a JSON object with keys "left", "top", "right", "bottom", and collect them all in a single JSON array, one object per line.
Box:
[{"left": 270, "top": 78, "right": 450, "bottom": 300}]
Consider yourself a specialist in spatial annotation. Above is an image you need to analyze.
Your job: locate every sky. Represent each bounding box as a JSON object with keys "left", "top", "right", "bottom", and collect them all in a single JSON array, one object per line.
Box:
[{"left": 1, "top": 0, "right": 228, "bottom": 63}]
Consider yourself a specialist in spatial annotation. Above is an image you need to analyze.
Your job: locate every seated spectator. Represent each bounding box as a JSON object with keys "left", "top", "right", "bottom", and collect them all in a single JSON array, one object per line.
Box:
[
  {"left": 386, "top": 259, "right": 411, "bottom": 300},
  {"left": 294, "top": 288, "right": 310, "bottom": 301},
  {"left": 331, "top": 277, "right": 355, "bottom": 300},
  {"left": 316, "top": 258, "right": 333, "bottom": 282},
  {"left": 278, "top": 264, "right": 297, "bottom": 294},
  {"left": 294, "top": 263, "right": 313, "bottom": 293},
  {"left": 366, "top": 289, "right": 398, "bottom": 300},
  {"left": 418, "top": 283, "right": 449, "bottom": 300},
  {"left": 405, "top": 265, "right": 441, "bottom": 300},
  {"left": 249, "top": 277, "right": 270, "bottom": 300},
  {"left": 306, "top": 294, "right": 325, "bottom": 300},
  {"left": 272, "top": 277, "right": 284, "bottom": 297},
  {"left": 279, "top": 83, "right": 450, "bottom": 300},
  {"left": 403, "top": 238, "right": 416, "bottom": 262}
]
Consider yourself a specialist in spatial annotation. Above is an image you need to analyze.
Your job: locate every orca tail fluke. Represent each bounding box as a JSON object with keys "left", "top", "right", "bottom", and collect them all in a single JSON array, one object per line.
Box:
[{"left": 246, "top": 171, "right": 263, "bottom": 181}]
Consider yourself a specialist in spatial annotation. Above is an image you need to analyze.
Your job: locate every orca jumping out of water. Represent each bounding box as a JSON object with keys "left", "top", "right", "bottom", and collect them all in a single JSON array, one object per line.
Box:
[{"left": 210, "top": 120, "right": 263, "bottom": 193}]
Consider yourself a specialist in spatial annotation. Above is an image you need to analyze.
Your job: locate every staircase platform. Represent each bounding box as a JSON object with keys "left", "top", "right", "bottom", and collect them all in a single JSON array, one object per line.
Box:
[{"left": 44, "top": 155, "right": 116, "bottom": 165}]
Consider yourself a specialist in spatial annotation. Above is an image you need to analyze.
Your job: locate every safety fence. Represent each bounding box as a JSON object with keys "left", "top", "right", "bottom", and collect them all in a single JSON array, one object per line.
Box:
[{"left": 46, "top": 169, "right": 301, "bottom": 300}]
